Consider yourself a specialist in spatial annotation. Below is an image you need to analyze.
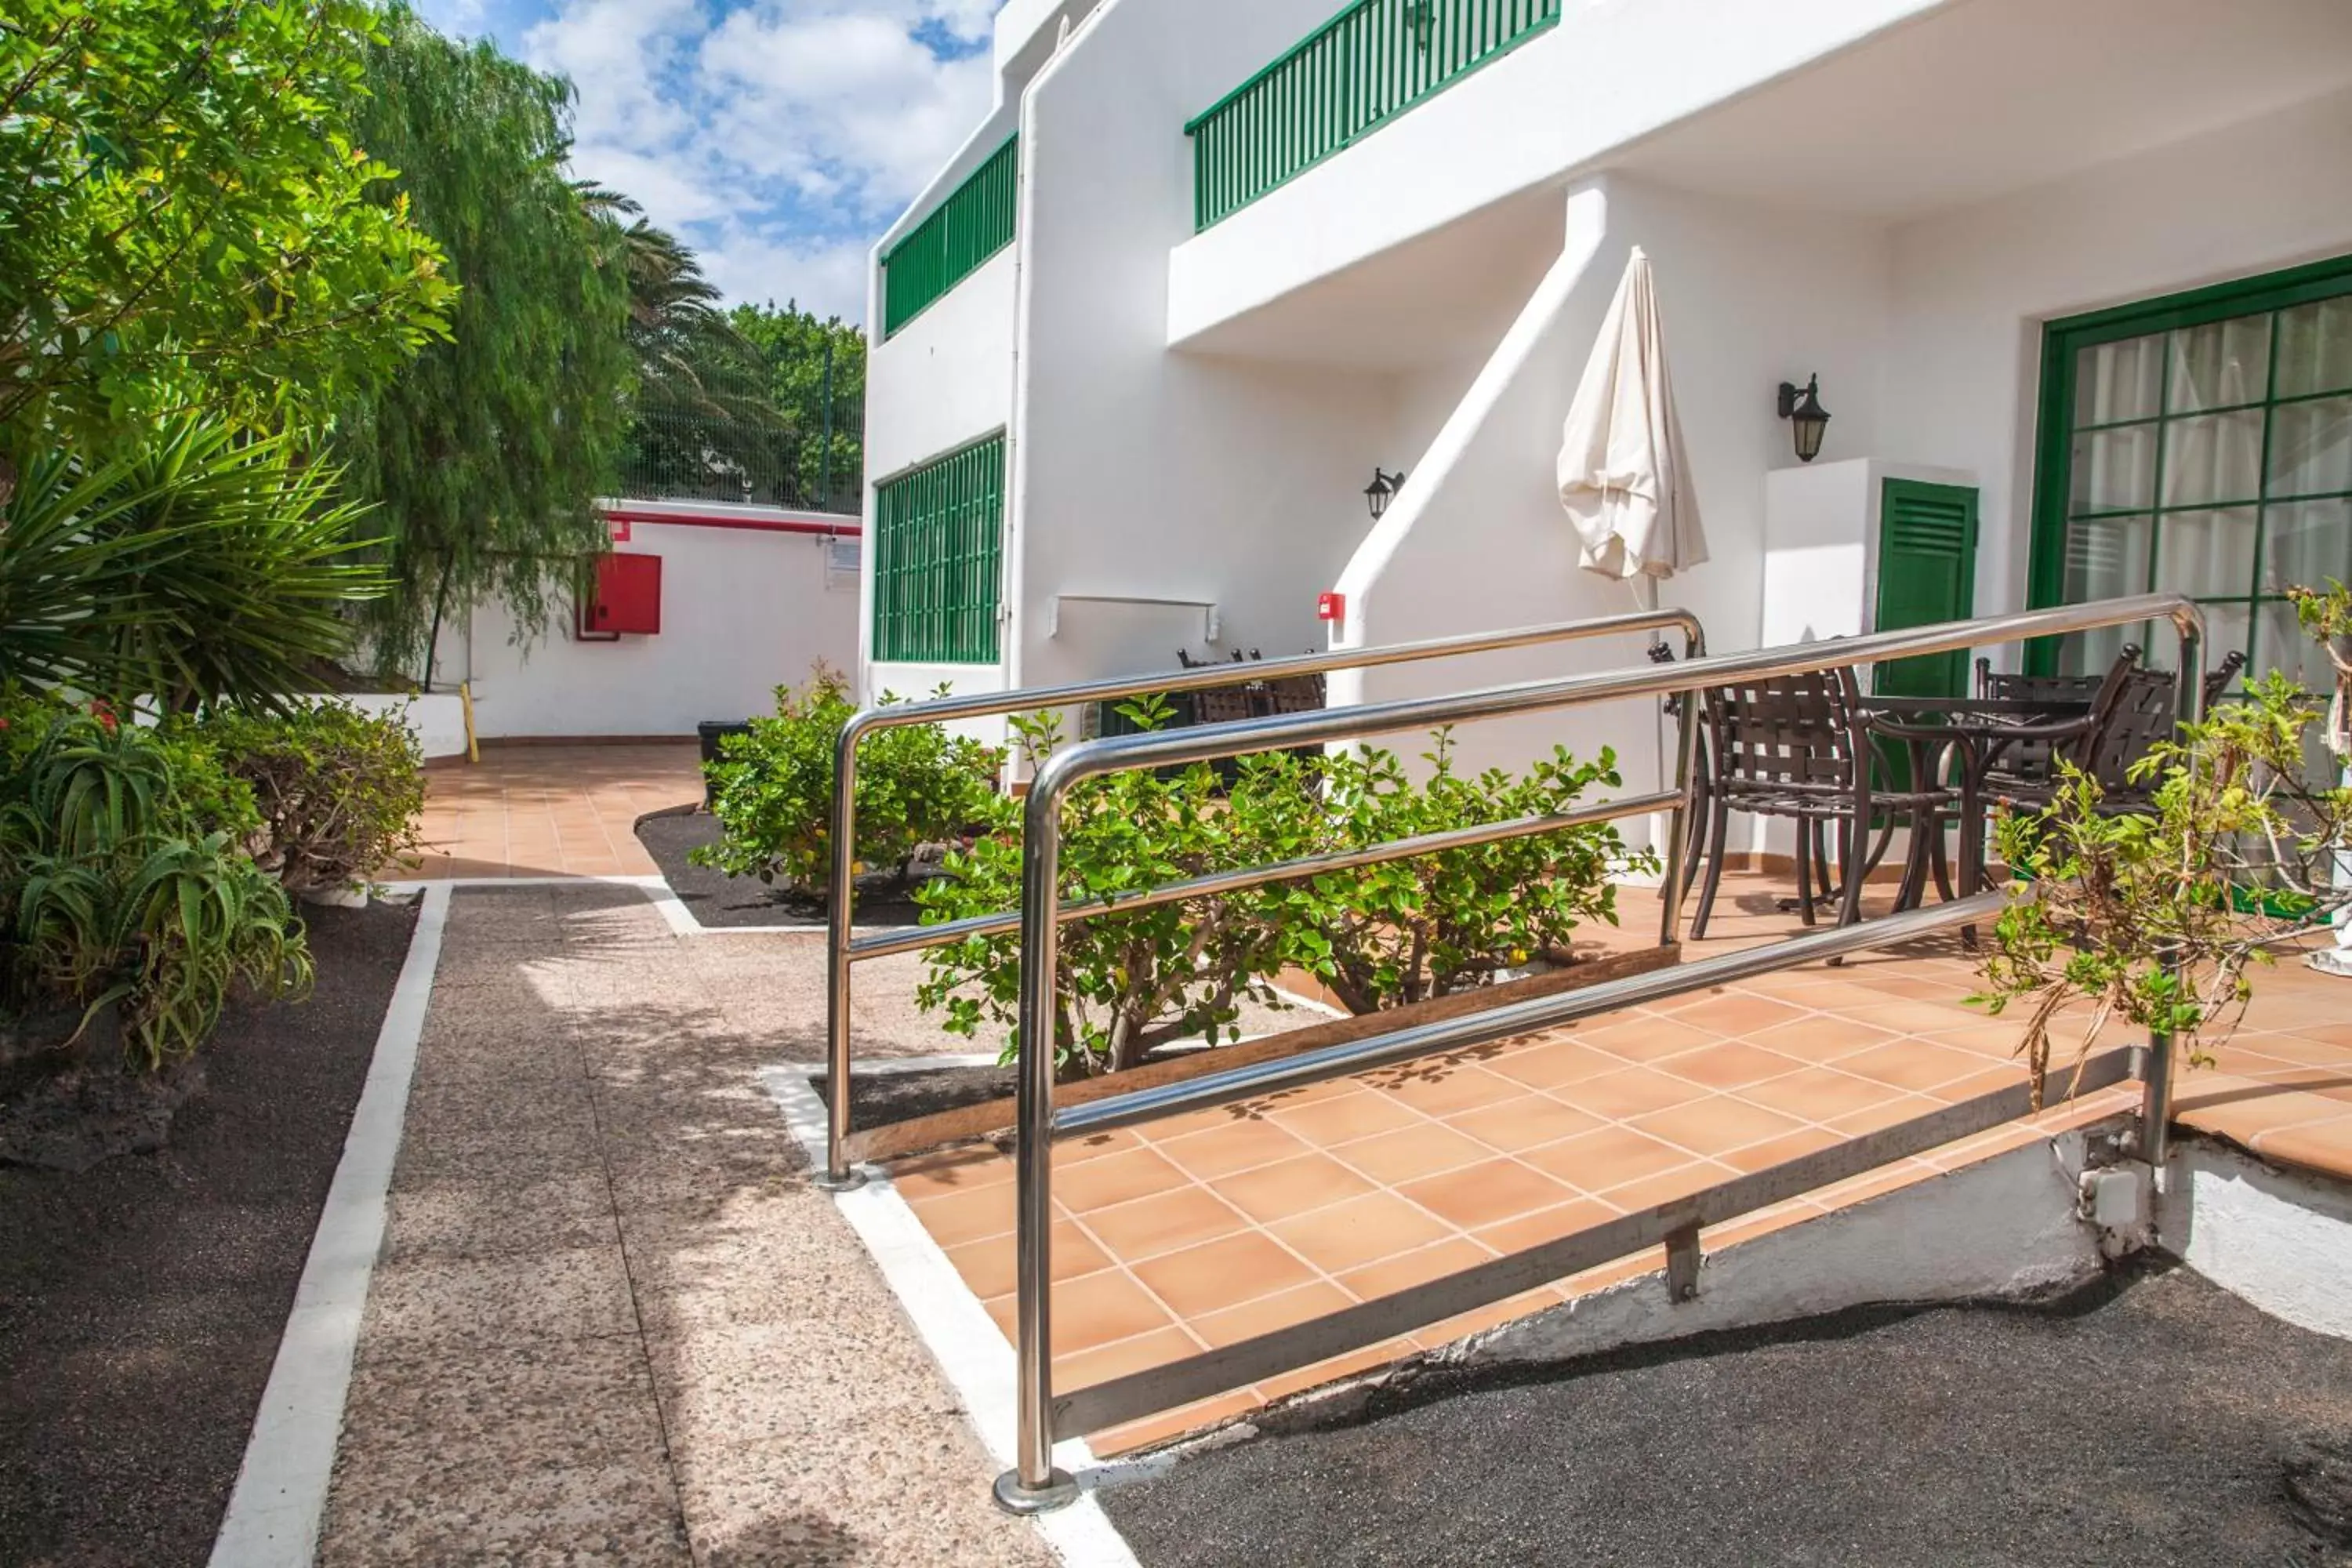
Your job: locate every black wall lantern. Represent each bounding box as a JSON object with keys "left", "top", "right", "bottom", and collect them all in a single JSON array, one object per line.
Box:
[
  {"left": 1365, "top": 466, "right": 1406, "bottom": 521},
  {"left": 1777, "top": 375, "right": 1831, "bottom": 463}
]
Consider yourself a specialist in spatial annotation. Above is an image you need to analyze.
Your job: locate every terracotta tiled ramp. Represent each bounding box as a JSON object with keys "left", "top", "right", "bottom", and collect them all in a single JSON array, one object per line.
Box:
[
  {"left": 411, "top": 742, "right": 703, "bottom": 880},
  {"left": 886, "top": 877, "right": 2352, "bottom": 1455},
  {"left": 2169, "top": 975, "right": 2352, "bottom": 1178}
]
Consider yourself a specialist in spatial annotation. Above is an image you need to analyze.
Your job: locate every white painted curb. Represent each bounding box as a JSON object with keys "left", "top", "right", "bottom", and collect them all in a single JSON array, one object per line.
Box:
[
  {"left": 209, "top": 883, "right": 452, "bottom": 1568},
  {"left": 761, "top": 1062, "right": 1142, "bottom": 1568}
]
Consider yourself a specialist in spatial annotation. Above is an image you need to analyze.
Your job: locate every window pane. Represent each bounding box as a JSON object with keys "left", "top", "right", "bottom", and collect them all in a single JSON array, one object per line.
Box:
[
  {"left": 2065, "top": 513, "right": 2151, "bottom": 601},
  {"left": 2196, "top": 601, "right": 2252, "bottom": 688},
  {"left": 2074, "top": 335, "right": 2163, "bottom": 426},
  {"left": 2156, "top": 507, "right": 2256, "bottom": 598},
  {"left": 2258, "top": 598, "right": 2339, "bottom": 694},
  {"left": 2161, "top": 409, "right": 2263, "bottom": 506},
  {"left": 2071, "top": 426, "right": 2158, "bottom": 512},
  {"left": 2268, "top": 394, "right": 2352, "bottom": 499},
  {"left": 2264, "top": 498, "right": 2352, "bottom": 594},
  {"left": 2276, "top": 296, "right": 2352, "bottom": 399},
  {"left": 2169, "top": 315, "right": 2271, "bottom": 412}
]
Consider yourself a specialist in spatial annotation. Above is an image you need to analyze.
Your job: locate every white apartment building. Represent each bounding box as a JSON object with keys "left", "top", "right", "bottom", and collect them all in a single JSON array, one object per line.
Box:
[{"left": 860, "top": 0, "right": 2352, "bottom": 845}]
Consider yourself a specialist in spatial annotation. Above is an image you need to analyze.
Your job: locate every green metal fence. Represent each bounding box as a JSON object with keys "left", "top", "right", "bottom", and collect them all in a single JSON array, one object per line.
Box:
[
  {"left": 873, "top": 433, "right": 1006, "bottom": 663},
  {"left": 1185, "top": 0, "right": 1561, "bottom": 231},
  {"left": 882, "top": 136, "right": 1019, "bottom": 339},
  {"left": 618, "top": 339, "right": 865, "bottom": 514}
]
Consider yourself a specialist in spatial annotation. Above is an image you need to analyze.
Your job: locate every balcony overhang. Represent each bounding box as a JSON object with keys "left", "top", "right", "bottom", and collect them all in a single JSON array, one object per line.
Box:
[
  {"left": 1167, "top": 0, "right": 2352, "bottom": 364},
  {"left": 1166, "top": 0, "right": 1950, "bottom": 355},
  {"left": 1610, "top": 0, "right": 2352, "bottom": 220}
]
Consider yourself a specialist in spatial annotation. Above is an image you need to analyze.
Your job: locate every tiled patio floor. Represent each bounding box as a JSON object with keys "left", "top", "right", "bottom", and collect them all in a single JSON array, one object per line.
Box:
[
  {"left": 411, "top": 742, "right": 703, "bottom": 880},
  {"left": 887, "top": 877, "right": 2352, "bottom": 1455}
]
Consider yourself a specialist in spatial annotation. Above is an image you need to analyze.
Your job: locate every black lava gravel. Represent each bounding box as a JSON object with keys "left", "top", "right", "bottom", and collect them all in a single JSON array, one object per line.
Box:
[
  {"left": 813, "top": 1065, "right": 1014, "bottom": 1127},
  {"left": 0, "top": 900, "right": 416, "bottom": 1568},
  {"left": 634, "top": 810, "right": 929, "bottom": 930},
  {"left": 1103, "top": 1261, "right": 2352, "bottom": 1568}
]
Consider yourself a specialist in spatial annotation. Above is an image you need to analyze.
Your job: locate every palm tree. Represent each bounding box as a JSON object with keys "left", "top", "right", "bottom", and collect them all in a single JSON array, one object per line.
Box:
[{"left": 574, "top": 183, "right": 795, "bottom": 503}]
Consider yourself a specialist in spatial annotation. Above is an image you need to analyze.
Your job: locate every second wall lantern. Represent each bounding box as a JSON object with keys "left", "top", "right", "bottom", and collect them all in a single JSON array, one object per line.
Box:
[{"left": 1777, "top": 375, "right": 1831, "bottom": 463}]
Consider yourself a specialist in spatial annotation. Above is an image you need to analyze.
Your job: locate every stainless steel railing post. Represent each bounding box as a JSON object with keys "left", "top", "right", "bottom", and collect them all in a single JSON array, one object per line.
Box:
[
  {"left": 818, "top": 713, "right": 876, "bottom": 1191},
  {"left": 1657, "top": 680, "right": 1704, "bottom": 948},
  {"left": 2139, "top": 604, "right": 2209, "bottom": 1170},
  {"left": 993, "top": 753, "right": 1080, "bottom": 1515},
  {"left": 971, "top": 593, "right": 2201, "bottom": 1508},
  {"left": 822, "top": 609, "right": 1705, "bottom": 1184}
]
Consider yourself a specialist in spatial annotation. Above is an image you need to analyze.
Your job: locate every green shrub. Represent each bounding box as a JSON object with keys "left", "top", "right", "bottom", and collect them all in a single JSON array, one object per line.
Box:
[
  {"left": 1291, "top": 732, "right": 1646, "bottom": 1014},
  {"left": 1976, "top": 579, "right": 2352, "bottom": 1095},
  {"left": 0, "top": 706, "right": 310, "bottom": 1069},
  {"left": 695, "top": 664, "right": 1007, "bottom": 897},
  {"left": 194, "top": 701, "right": 426, "bottom": 894},
  {"left": 917, "top": 699, "right": 1299, "bottom": 1077},
  {"left": 913, "top": 703, "right": 1650, "bottom": 1076}
]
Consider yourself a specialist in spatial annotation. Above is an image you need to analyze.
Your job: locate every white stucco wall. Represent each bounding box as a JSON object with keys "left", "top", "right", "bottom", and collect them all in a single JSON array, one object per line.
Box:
[
  {"left": 1333, "top": 176, "right": 1893, "bottom": 837},
  {"left": 456, "top": 521, "right": 858, "bottom": 739},
  {"left": 1759, "top": 459, "right": 1978, "bottom": 649},
  {"left": 1468, "top": 1128, "right": 2107, "bottom": 1367},
  {"left": 1881, "top": 85, "right": 2352, "bottom": 631},
  {"left": 1005, "top": 0, "right": 1404, "bottom": 695},
  {"left": 2161, "top": 1138, "right": 2352, "bottom": 1341},
  {"left": 339, "top": 693, "right": 470, "bottom": 762}
]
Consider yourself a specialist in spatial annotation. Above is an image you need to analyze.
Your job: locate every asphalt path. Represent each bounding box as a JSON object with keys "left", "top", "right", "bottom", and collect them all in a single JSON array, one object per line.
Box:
[{"left": 1103, "top": 1262, "right": 2352, "bottom": 1568}]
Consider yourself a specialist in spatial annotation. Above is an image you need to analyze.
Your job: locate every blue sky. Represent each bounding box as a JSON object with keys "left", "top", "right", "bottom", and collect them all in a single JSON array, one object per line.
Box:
[{"left": 412, "top": 0, "right": 1008, "bottom": 324}]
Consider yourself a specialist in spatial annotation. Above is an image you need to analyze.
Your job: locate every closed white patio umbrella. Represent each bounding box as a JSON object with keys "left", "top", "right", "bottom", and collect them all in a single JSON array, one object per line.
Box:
[{"left": 1556, "top": 247, "right": 1708, "bottom": 608}]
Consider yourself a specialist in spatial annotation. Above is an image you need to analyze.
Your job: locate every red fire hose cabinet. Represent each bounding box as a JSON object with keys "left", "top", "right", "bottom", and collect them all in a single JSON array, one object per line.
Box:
[{"left": 582, "top": 553, "right": 662, "bottom": 637}]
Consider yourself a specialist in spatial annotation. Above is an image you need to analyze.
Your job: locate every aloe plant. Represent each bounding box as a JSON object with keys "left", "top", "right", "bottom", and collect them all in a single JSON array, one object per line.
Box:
[{"left": 1, "top": 709, "right": 309, "bottom": 1069}]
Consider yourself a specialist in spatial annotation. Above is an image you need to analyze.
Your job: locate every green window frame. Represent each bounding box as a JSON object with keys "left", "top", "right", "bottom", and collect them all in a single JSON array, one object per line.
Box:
[
  {"left": 880, "top": 136, "right": 1018, "bottom": 340},
  {"left": 2028, "top": 252, "right": 2352, "bottom": 686},
  {"left": 1185, "top": 0, "right": 1562, "bottom": 233},
  {"left": 872, "top": 433, "right": 1006, "bottom": 664}
]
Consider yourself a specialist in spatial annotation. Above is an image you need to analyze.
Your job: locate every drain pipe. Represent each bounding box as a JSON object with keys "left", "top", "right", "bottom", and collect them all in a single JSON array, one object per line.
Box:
[{"left": 996, "top": 3, "right": 1102, "bottom": 761}]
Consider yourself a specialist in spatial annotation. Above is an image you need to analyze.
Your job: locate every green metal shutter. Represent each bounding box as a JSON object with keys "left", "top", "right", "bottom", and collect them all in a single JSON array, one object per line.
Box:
[
  {"left": 1874, "top": 479, "right": 1981, "bottom": 699},
  {"left": 873, "top": 434, "right": 1006, "bottom": 663},
  {"left": 881, "top": 137, "right": 1018, "bottom": 339},
  {"left": 1185, "top": 0, "right": 1563, "bottom": 231}
]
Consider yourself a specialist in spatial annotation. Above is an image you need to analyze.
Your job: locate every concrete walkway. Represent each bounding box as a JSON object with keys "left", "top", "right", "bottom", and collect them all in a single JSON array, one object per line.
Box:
[{"left": 318, "top": 884, "right": 1047, "bottom": 1566}]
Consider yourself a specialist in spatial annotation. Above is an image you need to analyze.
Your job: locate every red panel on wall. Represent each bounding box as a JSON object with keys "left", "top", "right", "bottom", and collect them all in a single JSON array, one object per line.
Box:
[{"left": 583, "top": 553, "right": 661, "bottom": 636}]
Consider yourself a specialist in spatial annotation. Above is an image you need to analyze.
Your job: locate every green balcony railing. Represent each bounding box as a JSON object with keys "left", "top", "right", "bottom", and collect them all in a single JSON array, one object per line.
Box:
[
  {"left": 1185, "top": 0, "right": 1561, "bottom": 232},
  {"left": 873, "top": 432, "right": 1005, "bottom": 663},
  {"left": 881, "top": 136, "right": 1018, "bottom": 340}
]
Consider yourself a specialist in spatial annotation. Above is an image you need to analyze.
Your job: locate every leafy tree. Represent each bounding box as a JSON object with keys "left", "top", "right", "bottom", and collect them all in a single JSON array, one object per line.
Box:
[
  {"left": 332, "top": 5, "right": 633, "bottom": 681},
  {"left": 0, "top": 0, "right": 452, "bottom": 466},
  {"left": 729, "top": 300, "right": 866, "bottom": 511}
]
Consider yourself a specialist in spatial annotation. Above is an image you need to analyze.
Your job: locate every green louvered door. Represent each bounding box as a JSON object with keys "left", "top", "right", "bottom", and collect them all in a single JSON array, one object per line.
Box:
[{"left": 1875, "top": 479, "right": 1980, "bottom": 700}]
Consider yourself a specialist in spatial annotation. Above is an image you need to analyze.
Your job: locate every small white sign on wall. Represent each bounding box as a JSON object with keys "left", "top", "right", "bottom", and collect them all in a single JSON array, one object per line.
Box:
[{"left": 826, "top": 535, "right": 862, "bottom": 592}]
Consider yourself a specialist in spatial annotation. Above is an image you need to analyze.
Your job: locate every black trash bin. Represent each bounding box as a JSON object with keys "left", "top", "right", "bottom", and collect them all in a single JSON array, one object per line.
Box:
[{"left": 697, "top": 720, "right": 753, "bottom": 806}]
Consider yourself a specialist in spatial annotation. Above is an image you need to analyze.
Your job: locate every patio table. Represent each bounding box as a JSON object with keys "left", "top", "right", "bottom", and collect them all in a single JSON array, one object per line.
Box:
[{"left": 1852, "top": 692, "right": 2098, "bottom": 919}]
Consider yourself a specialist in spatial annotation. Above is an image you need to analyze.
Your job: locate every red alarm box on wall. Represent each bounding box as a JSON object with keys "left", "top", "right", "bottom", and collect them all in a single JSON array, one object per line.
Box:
[{"left": 582, "top": 553, "right": 662, "bottom": 637}]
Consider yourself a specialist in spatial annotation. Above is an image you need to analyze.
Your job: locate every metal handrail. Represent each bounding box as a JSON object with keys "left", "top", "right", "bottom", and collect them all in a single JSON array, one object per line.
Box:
[
  {"left": 991, "top": 593, "right": 2204, "bottom": 1512},
  {"left": 819, "top": 607, "right": 1709, "bottom": 1189}
]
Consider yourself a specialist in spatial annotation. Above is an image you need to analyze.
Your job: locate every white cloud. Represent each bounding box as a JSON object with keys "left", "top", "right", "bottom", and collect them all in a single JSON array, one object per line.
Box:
[
  {"left": 700, "top": 9, "right": 994, "bottom": 211},
  {"left": 695, "top": 230, "right": 872, "bottom": 324},
  {"left": 517, "top": 0, "right": 1007, "bottom": 319},
  {"left": 411, "top": 0, "right": 492, "bottom": 35}
]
